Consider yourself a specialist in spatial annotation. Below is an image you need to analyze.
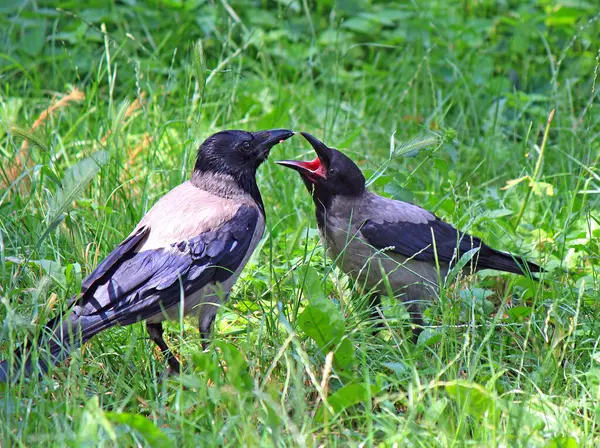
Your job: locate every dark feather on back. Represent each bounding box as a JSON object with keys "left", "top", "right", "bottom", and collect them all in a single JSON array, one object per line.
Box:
[{"left": 361, "top": 218, "right": 540, "bottom": 275}]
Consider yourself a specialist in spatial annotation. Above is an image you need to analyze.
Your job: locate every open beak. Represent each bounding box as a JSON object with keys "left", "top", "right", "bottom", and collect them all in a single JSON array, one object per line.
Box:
[{"left": 275, "top": 132, "right": 332, "bottom": 181}]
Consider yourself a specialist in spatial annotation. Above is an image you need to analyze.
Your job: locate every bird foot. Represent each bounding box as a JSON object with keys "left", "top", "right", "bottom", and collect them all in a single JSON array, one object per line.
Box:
[{"left": 156, "top": 362, "right": 181, "bottom": 382}]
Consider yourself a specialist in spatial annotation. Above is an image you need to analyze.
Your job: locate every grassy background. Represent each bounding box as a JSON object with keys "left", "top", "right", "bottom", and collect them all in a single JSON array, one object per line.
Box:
[{"left": 1, "top": 0, "right": 599, "bottom": 446}]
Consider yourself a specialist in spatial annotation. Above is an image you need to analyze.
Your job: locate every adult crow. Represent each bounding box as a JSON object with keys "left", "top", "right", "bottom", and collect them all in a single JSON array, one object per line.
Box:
[{"left": 0, "top": 128, "right": 294, "bottom": 381}]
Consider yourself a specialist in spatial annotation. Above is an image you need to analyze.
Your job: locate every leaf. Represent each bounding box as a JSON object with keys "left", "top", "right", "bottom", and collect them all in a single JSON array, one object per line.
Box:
[
  {"left": 65, "top": 262, "right": 82, "bottom": 292},
  {"left": 459, "top": 288, "right": 495, "bottom": 315},
  {"left": 296, "top": 265, "right": 326, "bottom": 302},
  {"left": 384, "top": 182, "right": 415, "bottom": 202},
  {"left": 332, "top": 339, "right": 355, "bottom": 370},
  {"left": 77, "top": 396, "right": 117, "bottom": 445},
  {"left": 383, "top": 361, "right": 408, "bottom": 375},
  {"left": 585, "top": 368, "right": 600, "bottom": 390},
  {"left": 337, "top": 128, "right": 362, "bottom": 149},
  {"left": 427, "top": 397, "right": 448, "bottom": 423},
  {"left": 40, "top": 165, "right": 62, "bottom": 187},
  {"left": 36, "top": 214, "right": 65, "bottom": 248},
  {"left": 30, "top": 259, "right": 65, "bottom": 285},
  {"left": 0, "top": 98, "right": 23, "bottom": 140},
  {"left": 109, "top": 100, "right": 131, "bottom": 139},
  {"left": 329, "top": 383, "right": 379, "bottom": 411},
  {"left": 189, "top": 349, "right": 219, "bottom": 383},
  {"left": 318, "top": 29, "right": 353, "bottom": 46},
  {"left": 48, "top": 151, "right": 109, "bottom": 222},
  {"left": 20, "top": 22, "right": 47, "bottom": 56},
  {"left": 342, "top": 17, "right": 374, "bottom": 34},
  {"left": 544, "top": 435, "right": 579, "bottom": 448},
  {"left": 215, "top": 341, "right": 253, "bottom": 392},
  {"left": 418, "top": 328, "right": 443, "bottom": 346},
  {"left": 501, "top": 176, "right": 529, "bottom": 191},
  {"left": 530, "top": 180, "right": 554, "bottom": 196},
  {"left": 297, "top": 288, "right": 355, "bottom": 369},
  {"left": 459, "top": 288, "right": 494, "bottom": 300},
  {"left": 445, "top": 380, "right": 499, "bottom": 419},
  {"left": 7, "top": 257, "right": 66, "bottom": 285},
  {"left": 545, "top": 5, "right": 590, "bottom": 26},
  {"left": 105, "top": 412, "right": 171, "bottom": 448},
  {"left": 316, "top": 382, "right": 380, "bottom": 421},
  {"left": 445, "top": 247, "right": 480, "bottom": 285},
  {"left": 482, "top": 209, "right": 514, "bottom": 218},
  {"left": 506, "top": 306, "right": 533, "bottom": 321},
  {"left": 0, "top": 229, "right": 4, "bottom": 268}
]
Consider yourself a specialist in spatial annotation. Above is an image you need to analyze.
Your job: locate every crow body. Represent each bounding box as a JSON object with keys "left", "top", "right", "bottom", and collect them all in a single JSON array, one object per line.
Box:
[
  {"left": 277, "top": 132, "right": 540, "bottom": 340},
  {"left": 0, "top": 129, "right": 294, "bottom": 381}
]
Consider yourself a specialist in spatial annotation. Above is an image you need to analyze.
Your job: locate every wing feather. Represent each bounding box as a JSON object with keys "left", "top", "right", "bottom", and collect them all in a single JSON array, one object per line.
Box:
[
  {"left": 80, "top": 226, "right": 149, "bottom": 294},
  {"left": 360, "top": 217, "right": 539, "bottom": 275},
  {"left": 72, "top": 205, "right": 260, "bottom": 326}
]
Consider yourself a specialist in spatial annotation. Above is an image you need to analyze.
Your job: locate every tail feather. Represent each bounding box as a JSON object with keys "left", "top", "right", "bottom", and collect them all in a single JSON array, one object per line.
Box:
[
  {"left": 479, "top": 247, "right": 541, "bottom": 276},
  {"left": 0, "top": 313, "right": 109, "bottom": 383}
]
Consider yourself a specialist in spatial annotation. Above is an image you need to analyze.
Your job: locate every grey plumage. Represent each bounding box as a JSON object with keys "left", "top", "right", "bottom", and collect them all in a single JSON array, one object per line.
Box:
[
  {"left": 277, "top": 132, "right": 540, "bottom": 340},
  {"left": 0, "top": 128, "right": 293, "bottom": 381}
]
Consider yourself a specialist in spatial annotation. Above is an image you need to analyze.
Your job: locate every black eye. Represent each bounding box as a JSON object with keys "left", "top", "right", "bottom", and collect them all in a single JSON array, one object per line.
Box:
[
  {"left": 241, "top": 141, "right": 251, "bottom": 151},
  {"left": 328, "top": 167, "right": 335, "bottom": 175}
]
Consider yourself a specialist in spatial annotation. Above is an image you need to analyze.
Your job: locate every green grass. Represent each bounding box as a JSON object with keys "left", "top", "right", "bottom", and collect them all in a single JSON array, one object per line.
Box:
[{"left": 1, "top": 0, "right": 599, "bottom": 446}]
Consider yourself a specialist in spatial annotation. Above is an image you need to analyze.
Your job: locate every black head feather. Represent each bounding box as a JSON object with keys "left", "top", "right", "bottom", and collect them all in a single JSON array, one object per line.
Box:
[{"left": 193, "top": 129, "right": 294, "bottom": 209}]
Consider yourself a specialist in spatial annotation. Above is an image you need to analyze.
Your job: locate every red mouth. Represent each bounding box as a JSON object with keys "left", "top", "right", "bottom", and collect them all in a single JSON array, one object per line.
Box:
[
  {"left": 298, "top": 157, "right": 326, "bottom": 177},
  {"left": 275, "top": 157, "right": 327, "bottom": 180},
  {"left": 276, "top": 132, "right": 333, "bottom": 181}
]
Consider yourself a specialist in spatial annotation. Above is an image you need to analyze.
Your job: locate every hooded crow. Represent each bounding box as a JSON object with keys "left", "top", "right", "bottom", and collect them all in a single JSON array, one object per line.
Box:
[
  {"left": 0, "top": 128, "right": 294, "bottom": 381},
  {"left": 277, "top": 132, "right": 540, "bottom": 341}
]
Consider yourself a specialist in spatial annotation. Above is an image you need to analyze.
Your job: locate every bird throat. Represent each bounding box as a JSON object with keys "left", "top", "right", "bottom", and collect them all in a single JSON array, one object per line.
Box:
[
  {"left": 309, "top": 184, "right": 332, "bottom": 228},
  {"left": 191, "top": 170, "right": 264, "bottom": 212}
]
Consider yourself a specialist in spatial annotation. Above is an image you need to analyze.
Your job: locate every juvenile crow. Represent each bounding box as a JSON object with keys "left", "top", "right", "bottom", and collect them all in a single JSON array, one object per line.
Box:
[
  {"left": 277, "top": 132, "right": 540, "bottom": 341},
  {"left": 0, "top": 128, "right": 294, "bottom": 381}
]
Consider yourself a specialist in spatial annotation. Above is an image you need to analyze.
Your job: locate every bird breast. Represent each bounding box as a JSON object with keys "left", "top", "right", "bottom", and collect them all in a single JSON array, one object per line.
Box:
[{"left": 134, "top": 181, "right": 254, "bottom": 252}]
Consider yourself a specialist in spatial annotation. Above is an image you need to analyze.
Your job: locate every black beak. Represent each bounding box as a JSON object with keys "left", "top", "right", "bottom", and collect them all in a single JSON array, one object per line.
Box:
[
  {"left": 275, "top": 132, "right": 332, "bottom": 181},
  {"left": 252, "top": 129, "right": 295, "bottom": 161},
  {"left": 299, "top": 132, "right": 332, "bottom": 166},
  {"left": 255, "top": 129, "right": 295, "bottom": 149}
]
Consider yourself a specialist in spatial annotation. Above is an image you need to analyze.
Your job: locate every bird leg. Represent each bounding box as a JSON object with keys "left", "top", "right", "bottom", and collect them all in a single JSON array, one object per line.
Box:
[
  {"left": 368, "top": 294, "right": 386, "bottom": 333},
  {"left": 404, "top": 302, "right": 424, "bottom": 344},
  {"left": 403, "top": 284, "right": 429, "bottom": 344},
  {"left": 146, "top": 322, "right": 180, "bottom": 374},
  {"left": 198, "top": 305, "right": 218, "bottom": 351},
  {"left": 369, "top": 294, "right": 422, "bottom": 343}
]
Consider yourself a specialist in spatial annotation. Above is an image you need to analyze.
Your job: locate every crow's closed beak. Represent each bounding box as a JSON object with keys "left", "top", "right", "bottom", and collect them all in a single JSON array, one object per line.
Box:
[
  {"left": 275, "top": 132, "right": 332, "bottom": 180},
  {"left": 257, "top": 129, "right": 295, "bottom": 147},
  {"left": 254, "top": 129, "right": 295, "bottom": 161}
]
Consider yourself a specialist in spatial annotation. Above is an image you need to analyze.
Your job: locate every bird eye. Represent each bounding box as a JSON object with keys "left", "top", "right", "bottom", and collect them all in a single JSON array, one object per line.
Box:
[
  {"left": 328, "top": 167, "right": 335, "bottom": 175},
  {"left": 242, "top": 141, "right": 251, "bottom": 151}
]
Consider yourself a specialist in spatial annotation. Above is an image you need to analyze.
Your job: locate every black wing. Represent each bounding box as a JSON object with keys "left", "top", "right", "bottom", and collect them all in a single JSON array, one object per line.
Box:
[
  {"left": 74, "top": 204, "right": 260, "bottom": 327},
  {"left": 360, "top": 218, "right": 539, "bottom": 275},
  {"left": 64, "top": 225, "right": 150, "bottom": 309}
]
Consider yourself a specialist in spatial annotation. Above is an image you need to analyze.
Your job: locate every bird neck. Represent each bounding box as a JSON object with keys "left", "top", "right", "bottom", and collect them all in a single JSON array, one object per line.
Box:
[
  {"left": 191, "top": 170, "right": 265, "bottom": 213},
  {"left": 314, "top": 200, "right": 327, "bottom": 228},
  {"left": 310, "top": 186, "right": 332, "bottom": 229},
  {"left": 312, "top": 190, "right": 365, "bottom": 229}
]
